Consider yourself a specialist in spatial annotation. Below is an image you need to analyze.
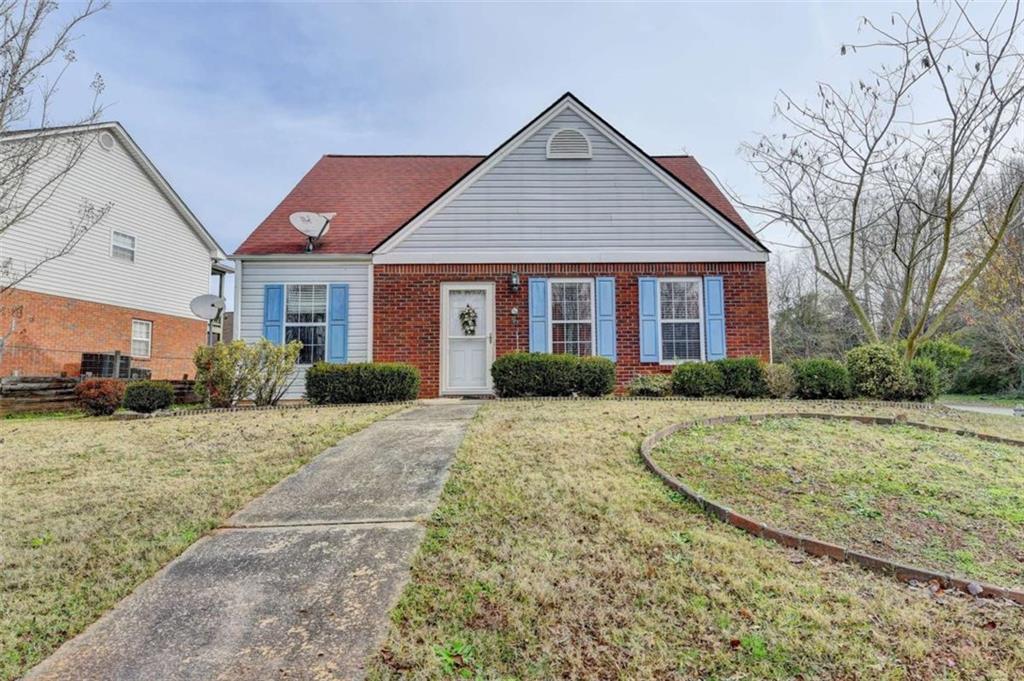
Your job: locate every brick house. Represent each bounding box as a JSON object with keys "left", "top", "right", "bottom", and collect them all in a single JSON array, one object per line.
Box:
[
  {"left": 0, "top": 123, "right": 228, "bottom": 380},
  {"left": 232, "top": 93, "right": 770, "bottom": 398}
]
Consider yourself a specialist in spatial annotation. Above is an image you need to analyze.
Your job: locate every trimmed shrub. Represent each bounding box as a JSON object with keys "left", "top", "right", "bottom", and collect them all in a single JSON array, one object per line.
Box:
[
  {"left": 75, "top": 379, "right": 125, "bottom": 416},
  {"left": 248, "top": 339, "right": 302, "bottom": 406},
  {"left": 715, "top": 358, "right": 769, "bottom": 398},
  {"left": 575, "top": 356, "right": 616, "bottom": 397},
  {"left": 123, "top": 380, "right": 174, "bottom": 413},
  {"left": 764, "top": 363, "right": 796, "bottom": 399},
  {"left": 193, "top": 341, "right": 252, "bottom": 408},
  {"left": 491, "top": 352, "right": 576, "bottom": 397},
  {"left": 627, "top": 373, "right": 672, "bottom": 397},
  {"left": 847, "top": 343, "right": 910, "bottom": 400},
  {"left": 907, "top": 358, "right": 940, "bottom": 402},
  {"left": 671, "top": 362, "right": 724, "bottom": 397},
  {"left": 791, "top": 359, "right": 851, "bottom": 400},
  {"left": 305, "top": 362, "right": 420, "bottom": 404},
  {"left": 914, "top": 337, "right": 970, "bottom": 393},
  {"left": 490, "top": 352, "right": 615, "bottom": 397}
]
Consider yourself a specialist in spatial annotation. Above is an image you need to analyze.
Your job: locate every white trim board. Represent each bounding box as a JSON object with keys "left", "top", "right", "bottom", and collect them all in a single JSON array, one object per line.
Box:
[{"left": 374, "top": 95, "right": 766, "bottom": 256}]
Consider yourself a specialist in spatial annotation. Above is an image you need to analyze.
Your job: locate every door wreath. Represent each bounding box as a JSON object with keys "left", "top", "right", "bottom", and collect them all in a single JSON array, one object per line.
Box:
[{"left": 459, "top": 304, "right": 478, "bottom": 336}]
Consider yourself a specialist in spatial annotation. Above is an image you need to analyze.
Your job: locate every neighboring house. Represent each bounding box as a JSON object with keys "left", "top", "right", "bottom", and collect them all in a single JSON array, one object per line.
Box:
[
  {"left": 232, "top": 93, "right": 770, "bottom": 398},
  {"left": 0, "top": 122, "right": 228, "bottom": 379}
]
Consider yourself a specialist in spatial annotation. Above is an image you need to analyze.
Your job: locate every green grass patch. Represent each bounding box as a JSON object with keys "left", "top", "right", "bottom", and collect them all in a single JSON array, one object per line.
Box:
[
  {"left": 367, "top": 401, "right": 1024, "bottom": 679},
  {"left": 0, "top": 404, "right": 402, "bottom": 680},
  {"left": 651, "top": 417, "right": 1024, "bottom": 589}
]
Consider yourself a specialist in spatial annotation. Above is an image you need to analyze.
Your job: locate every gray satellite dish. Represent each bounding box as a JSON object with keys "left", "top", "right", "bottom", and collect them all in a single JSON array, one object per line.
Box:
[
  {"left": 190, "top": 294, "right": 225, "bottom": 321},
  {"left": 289, "top": 211, "right": 332, "bottom": 238}
]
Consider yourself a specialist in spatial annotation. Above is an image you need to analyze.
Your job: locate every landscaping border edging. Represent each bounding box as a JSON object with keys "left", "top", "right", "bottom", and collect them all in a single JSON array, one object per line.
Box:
[
  {"left": 640, "top": 412, "right": 1024, "bottom": 605},
  {"left": 111, "top": 399, "right": 419, "bottom": 420}
]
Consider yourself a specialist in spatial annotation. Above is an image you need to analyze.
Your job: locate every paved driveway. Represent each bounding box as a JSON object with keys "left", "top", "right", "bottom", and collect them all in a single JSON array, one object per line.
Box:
[{"left": 26, "top": 403, "right": 479, "bottom": 681}]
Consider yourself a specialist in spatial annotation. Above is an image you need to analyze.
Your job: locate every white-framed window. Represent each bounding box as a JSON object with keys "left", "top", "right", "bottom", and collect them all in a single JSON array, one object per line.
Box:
[
  {"left": 285, "top": 283, "right": 327, "bottom": 365},
  {"left": 549, "top": 279, "right": 594, "bottom": 356},
  {"left": 131, "top": 319, "right": 152, "bottom": 358},
  {"left": 658, "top": 278, "right": 704, "bottom": 363},
  {"left": 111, "top": 231, "right": 136, "bottom": 262}
]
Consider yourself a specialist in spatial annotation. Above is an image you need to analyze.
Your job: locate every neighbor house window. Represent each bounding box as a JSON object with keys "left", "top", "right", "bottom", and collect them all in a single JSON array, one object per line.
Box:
[
  {"left": 285, "top": 284, "right": 327, "bottom": 364},
  {"left": 111, "top": 231, "right": 136, "bottom": 262},
  {"left": 131, "top": 319, "right": 152, "bottom": 358},
  {"left": 659, "top": 278, "right": 703, "bottom": 362},
  {"left": 550, "top": 279, "right": 594, "bottom": 356}
]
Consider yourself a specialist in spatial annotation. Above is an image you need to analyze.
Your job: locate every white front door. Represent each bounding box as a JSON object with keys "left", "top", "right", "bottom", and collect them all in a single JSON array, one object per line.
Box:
[{"left": 441, "top": 282, "right": 495, "bottom": 394}]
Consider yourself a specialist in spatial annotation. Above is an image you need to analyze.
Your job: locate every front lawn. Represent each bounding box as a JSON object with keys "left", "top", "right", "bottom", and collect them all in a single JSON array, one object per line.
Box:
[
  {"left": 0, "top": 404, "right": 402, "bottom": 680},
  {"left": 651, "top": 416, "right": 1024, "bottom": 588},
  {"left": 369, "top": 401, "right": 1024, "bottom": 680}
]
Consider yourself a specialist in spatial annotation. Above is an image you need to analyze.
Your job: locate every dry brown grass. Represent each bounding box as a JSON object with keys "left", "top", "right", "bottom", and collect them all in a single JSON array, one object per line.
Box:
[
  {"left": 368, "top": 400, "right": 1024, "bottom": 680},
  {"left": 1, "top": 404, "right": 401, "bottom": 680}
]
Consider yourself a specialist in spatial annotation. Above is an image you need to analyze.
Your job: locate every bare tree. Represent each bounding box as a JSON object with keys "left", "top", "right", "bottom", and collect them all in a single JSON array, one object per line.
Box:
[
  {"left": 0, "top": 0, "right": 109, "bottom": 352},
  {"left": 742, "top": 0, "right": 1024, "bottom": 358}
]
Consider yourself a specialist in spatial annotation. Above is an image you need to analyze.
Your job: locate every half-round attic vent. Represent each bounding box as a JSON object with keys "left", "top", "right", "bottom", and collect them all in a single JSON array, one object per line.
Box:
[{"left": 546, "top": 128, "right": 592, "bottom": 159}]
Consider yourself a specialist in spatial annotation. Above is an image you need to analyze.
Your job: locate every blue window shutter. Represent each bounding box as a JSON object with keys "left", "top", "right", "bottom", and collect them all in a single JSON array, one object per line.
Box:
[
  {"left": 595, "top": 277, "right": 617, "bottom": 361},
  {"left": 263, "top": 284, "right": 284, "bottom": 344},
  {"left": 528, "top": 278, "right": 548, "bottom": 352},
  {"left": 704, "top": 276, "right": 727, "bottom": 360},
  {"left": 328, "top": 283, "right": 349, "bottom": 363},
  {"left": 638, "top": 278, "right": 659, "bottom": 363}
]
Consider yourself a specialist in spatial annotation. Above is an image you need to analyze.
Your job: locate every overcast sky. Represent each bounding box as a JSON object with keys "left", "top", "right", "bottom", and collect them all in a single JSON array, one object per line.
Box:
[{"left": 50, "top": 1, "right": 911, "bottom": 264}]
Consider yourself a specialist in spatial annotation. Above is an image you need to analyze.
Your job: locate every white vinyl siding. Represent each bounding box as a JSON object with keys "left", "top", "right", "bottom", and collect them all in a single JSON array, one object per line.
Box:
[
  {"left": 389, "top": 108, "right": 750, "bottom": 256},
  {"left": 549, "top": 279, "right": 594, "bottom": 356},
  {"left": 658, "top": 278, "right": 703, "bottom": 363},
  {"left": 238, "top": 260, "right": 370, "bottom": 400},
  {"left": 131, "top": 319, "right": 152, "bottom": 358},
  {"left": 0, "top": 130, "right": 213, "bottom": 318}
]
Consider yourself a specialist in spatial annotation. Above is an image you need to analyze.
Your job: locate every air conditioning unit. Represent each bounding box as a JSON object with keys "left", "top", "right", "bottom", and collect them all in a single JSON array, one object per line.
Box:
[{"left": 80, "top": 353, "right": 131, "bottom": 378}]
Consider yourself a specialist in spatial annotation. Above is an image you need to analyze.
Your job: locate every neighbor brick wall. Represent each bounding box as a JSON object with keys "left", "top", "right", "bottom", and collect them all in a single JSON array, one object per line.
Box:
[
  {"left": 374, "top": 262, "right": 770, "bottom": 397},
  {"left": 0, "top": 288, "right": 207, "bottom": 379}
]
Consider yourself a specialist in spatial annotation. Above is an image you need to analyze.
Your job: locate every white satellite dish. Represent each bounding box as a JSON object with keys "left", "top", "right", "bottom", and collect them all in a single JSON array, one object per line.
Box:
[
  {"left": 289, "top": 211, "right": 332, "bottom": 239},
  {"left": 190, "top": 294, "right": 225, "bottom": 321}
]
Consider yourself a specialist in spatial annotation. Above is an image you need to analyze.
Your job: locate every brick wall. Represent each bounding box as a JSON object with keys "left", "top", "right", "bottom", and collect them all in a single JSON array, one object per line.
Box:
[
  {"left": 374, "top": 262, "right": 770, "bottom": 397},
  {"left": 0, "top": 288, "right": 207, "bottom": 379}
]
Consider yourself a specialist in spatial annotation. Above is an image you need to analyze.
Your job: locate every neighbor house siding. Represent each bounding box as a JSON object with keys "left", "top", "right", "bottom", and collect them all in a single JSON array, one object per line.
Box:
[
  {"left": 0, "top": 131, "right": 213, "bottom": 319},
  {"left": 237, "top": 260, "right": 371, "bottom": 399},
  {"left": 387, "top": 108, "right": 751, "bottom": 256},
  {"left": 374, "top": 262, "right": 770, "bottom": 398}
]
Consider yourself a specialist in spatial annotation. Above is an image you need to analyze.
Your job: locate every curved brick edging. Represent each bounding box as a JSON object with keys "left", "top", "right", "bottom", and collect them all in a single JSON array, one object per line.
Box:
[{"left": 640, "top": 412, "right": 1024, "bottom": 605}]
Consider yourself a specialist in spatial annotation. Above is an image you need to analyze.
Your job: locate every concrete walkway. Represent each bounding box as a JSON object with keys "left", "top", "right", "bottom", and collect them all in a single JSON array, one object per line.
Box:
[
  {"left": 27, "top": 403, "right": 479, "bottom": 681},
  {"left": 940, "top": 402, "right": 1018, "bottom": 417}
]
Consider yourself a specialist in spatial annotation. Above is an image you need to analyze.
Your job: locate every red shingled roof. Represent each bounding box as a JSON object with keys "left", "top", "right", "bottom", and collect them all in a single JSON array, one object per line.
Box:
[{"left": 234, "top": 154, "right": 759, "bottom": 256}]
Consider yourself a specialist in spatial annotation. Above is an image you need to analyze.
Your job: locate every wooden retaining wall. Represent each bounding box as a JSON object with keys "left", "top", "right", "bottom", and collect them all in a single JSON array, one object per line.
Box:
[{"left": 0, "top": 376, "right": 199, "bottom": 415}]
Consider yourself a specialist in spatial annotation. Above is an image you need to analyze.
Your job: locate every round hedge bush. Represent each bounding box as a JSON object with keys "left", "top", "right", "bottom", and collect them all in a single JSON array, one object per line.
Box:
[
  {"left": 627, "top": 373, "right": 672, "bottom": 397},
  {"left": 123, "top": 380, "right": 175, "bottom": 413},
  {"left": 907, "top": 357, "right": 940, "bottom": 402},
  {"left": 715, "top": 358, "right": 769, "bottom": 398},
  {"left": 74, "top": 379, "right": 126, "bottom": 416},
  {"left": 764, "top": 363, "right": 796, "bottom": 398},
  {"left": 671, "top": 362, "right": 724, "bottom": 397},
  {"left": 791, "top": 359, "right": 851, "bottom": 400},
  {"left": 846, "top": 343, "right": 910, "bottom": 400}
]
